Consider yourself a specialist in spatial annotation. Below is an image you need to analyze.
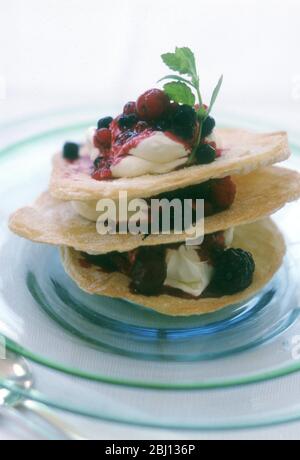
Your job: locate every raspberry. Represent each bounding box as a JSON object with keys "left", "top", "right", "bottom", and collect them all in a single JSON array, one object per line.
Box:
[
  {"left": 63, "top": 142, "right": 79, "bottom": 160},
  {"left": 94, "top": 128, "right": 112, "bottom": 149},
  {"left": 136, "top": 89, "right": 170, "bottom": 121},
  {"left": 123, "top": 101, "right": 136, "bottom": 115},
  {"left": 212, "top": 248, "right": 255, "bottom": 294},
  {"left": 195, "top": 144, "right": 216, "bottom": 164},
  {"left": 201, "top": 116, "right": 215, "bottom": 138},
  {"left": 209, "top": 177, "right": 236, "bottom": 210},
  {"left": 97, "top": 116, "right": 113, "bottom": 129}
]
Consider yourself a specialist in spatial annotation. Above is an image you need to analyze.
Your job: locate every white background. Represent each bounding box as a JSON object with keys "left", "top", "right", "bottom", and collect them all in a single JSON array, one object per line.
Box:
[
  {"left": 1, "top": 0, "right": 300, "bottom": 123},
  {"left": 1, "top": 0, "right": 300, "bottom": 440}
]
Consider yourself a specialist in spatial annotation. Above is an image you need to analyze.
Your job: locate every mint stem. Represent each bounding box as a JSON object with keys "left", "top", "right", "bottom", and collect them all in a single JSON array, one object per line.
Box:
[
  {"left": 187, "top": 119, "right": 202, "bottom": 166},
  {"left": 187, "top": 78, "right": 203, "bottom": 165}
]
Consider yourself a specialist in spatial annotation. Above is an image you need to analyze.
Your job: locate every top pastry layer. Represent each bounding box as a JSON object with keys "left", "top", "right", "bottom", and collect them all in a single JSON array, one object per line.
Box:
[{"left": 50, "top": 128, "right": 289, "bottom": 201}]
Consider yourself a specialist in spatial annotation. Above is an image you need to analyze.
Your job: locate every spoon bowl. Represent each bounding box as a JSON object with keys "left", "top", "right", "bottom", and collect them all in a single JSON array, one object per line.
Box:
[{"left": 0, "top": 351, "right": 33, "bottom": 406}]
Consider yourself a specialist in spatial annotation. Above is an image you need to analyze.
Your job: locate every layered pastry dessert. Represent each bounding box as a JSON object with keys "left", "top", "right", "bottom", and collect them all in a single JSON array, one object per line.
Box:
[{"left": 9, "top": 47, "right": 300, "bottom": 316}]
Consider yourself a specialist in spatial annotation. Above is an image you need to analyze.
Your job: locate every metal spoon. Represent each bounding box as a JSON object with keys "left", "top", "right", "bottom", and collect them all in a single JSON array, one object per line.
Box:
[{"left": 0, "top": 351, "right": 85, "bottom": 440}]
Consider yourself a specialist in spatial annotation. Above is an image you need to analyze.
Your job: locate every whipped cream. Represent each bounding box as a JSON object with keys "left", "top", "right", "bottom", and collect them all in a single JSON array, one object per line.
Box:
[
  {"left": 86, "top": 125, "right": 220, "bottom": 178},
  {"left": 111, "top": 131, "right": 189, "bottom": 177},
  {"left": 164, "top": 228, "right": 234, "bottom": 297},
  {"left": 165, "top": 245, "right": 214, "bottom": 297}
]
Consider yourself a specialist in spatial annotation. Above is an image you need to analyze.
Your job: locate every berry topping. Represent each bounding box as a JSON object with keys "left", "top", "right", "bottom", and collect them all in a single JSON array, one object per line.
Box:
[
  {"left": 195, "top": 143, "right": 216, "bottom": 164},
  {"left": 97, "top": 116, "right": 113, "bottom": 129},
  {"left": 210, "top": 176, "right": 236, "bottom": 211},
  {"left": 136, "top": 89, "right": 170, "bottom": 121},
  {"left": 92, "top": 166, "right": 112, "bottom": 180},
  {"left": 172, "top": 104, "right": 197, "bottom": 140},
  {"left": 115, "top": 130, "right": 136, "bottom": 145},
  {"left": 212, "top": 248, "right": 255, "bottom": 294},
  {"left": 118, "top": 114, "right": 138, "bottom": 129},
  {"left": 130, "top": 246, "right": 167, "bottom": 296},
  {"left": 63, "top": 142, "right": 79, "bottom": 160},
  {"left": 123, "top": 101, "right": 137, "bottom": 115},
  {"left": 94, "top": 128, "right": 112, "bottom": 149},
  {"left": 201, "top": 116, "right": 216, "bottom": 138}
]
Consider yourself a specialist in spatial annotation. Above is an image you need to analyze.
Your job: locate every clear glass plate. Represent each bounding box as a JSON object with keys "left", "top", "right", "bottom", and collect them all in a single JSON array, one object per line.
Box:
[{"left": 1, "top": 110, "right": 300, "bottom": 429}]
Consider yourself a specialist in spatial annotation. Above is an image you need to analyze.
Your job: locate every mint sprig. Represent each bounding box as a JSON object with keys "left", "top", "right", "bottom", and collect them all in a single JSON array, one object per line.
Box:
[{"left": 160, "top": 47, "right": 223, "bottom": 165}]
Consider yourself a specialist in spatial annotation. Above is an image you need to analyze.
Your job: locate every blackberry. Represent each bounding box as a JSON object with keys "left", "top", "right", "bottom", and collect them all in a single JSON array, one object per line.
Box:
[
  {"left": 171, "top": 104, "right": 197, "bottom": 139},
  {"left": 97, "top": 116, "right": 113, "bottom": 129},
  {"left": 154, "top": 117, "right": 172, "bottom": 132},
  {"left": 63, "top": 142, "right": 79, "bottom": 160},
  {"left": 195, "top": 143, "right": 216, "bottom": 164},
  {"left": 201, "top": 116, "right": 215, "bottom": 138},
  {"left": 118, "top": 114, "right": 138, "bottom": 129},
  {"left": 212, "top": 248, "right": 255, "bottom": 295},
  {"left": 130, "top": 247, "right": 167, "bottom": 296}
]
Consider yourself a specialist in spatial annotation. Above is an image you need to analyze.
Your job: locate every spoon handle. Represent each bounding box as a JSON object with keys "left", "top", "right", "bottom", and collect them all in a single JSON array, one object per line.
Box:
[{"left": 0, "top": 405, "right": 61, "bottom": 439}]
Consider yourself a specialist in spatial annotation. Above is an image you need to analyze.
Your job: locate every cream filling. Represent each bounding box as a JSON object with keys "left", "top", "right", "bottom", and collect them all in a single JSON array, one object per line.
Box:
[
  {"left": 85, "top": 126, "right": 220, "bottom": 178},
  {"left": 111, "top": 131, "right": 189, "bottom": 177},
  {"left": 85, "top": 127, "right": 190, "bottom": 177},
  {"left": 164, "top": 228, "right": 234, "bottom": 297}
]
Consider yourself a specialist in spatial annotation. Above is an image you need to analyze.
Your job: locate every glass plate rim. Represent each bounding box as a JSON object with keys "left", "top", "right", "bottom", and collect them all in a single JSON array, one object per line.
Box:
[
  {"left": 1, "top": 112, "right": 300, "bottom": 394},
  {"left": 2, "top": 376, "right": 300, "bottom": 432}
]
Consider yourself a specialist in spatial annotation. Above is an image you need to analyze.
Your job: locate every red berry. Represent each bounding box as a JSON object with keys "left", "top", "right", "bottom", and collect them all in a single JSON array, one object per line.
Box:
[
  {"left": 136, "top": 89, "right": 170, "bottom": 121},
  {"left": 92, "top": 167, "right": 112, "bottom": 181},
  {"left": 123, "top": 101, "right": 136, "bottom": 115},
  {"left": 210, "top": 177, "right": 236, "bottom": 211},
  {"left": 94, "top": 128, "right": 112, "bottom": 149}
]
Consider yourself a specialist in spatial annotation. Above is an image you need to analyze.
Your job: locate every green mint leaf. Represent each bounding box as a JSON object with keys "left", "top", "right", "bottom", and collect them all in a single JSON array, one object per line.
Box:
[
  {"left": 176, "top": 47, "right": 196, "bottom": 75},
  {"left": 158, "top": 74, "right": 195, "bottom": 87},
  {"left": 161, "top": 53, "right": 182, "bottom": 72},
  {"left": 163, "top": 81, "right": 195, "bottom": 105},
  {"left": 207, "top": 75, "right": 223, "bottom": 116},
  {"left": 161, "top": 47, "right": 196, "bottom": 76}
]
